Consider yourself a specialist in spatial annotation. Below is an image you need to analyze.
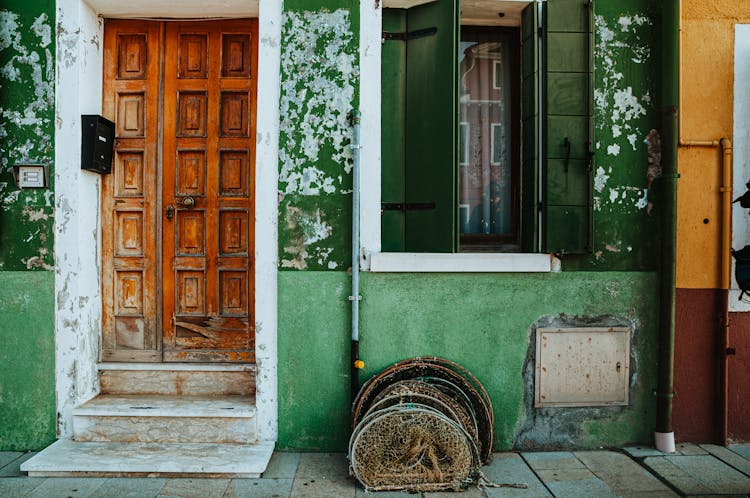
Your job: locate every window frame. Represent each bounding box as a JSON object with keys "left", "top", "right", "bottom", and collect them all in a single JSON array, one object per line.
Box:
[{"left": 359, "top": 0, "right": 557, "bottom": 273}]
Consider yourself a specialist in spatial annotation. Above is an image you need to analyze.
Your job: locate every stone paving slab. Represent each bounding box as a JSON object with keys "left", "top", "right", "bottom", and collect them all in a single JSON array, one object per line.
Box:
[
  {"left": 262, "top": 451, "right": 301, "bottom": 479},
  {"left": 292, "top": 453, "right": 355, "bottom": 497},
  {"left": 481, "top": 453, "right": 552, "bottom": 497},
  {"left": 535, "top": 468, "right": 616, "bottom": 498},
  {"left": 622, "top": 446, "right": 669, "bottom": 458},
  {"left": 0, "top": 452, "right": 23, "bottom": 470},
  {"left": 27, "top": 477, "right": 108, "bottom": 497},
  {"left": 574, "top": 451, "right": 678, "bottom": 496},
  {"left": 0, "top": 476, "right": 48, "bottom": 497},
  {"left": 729, "top": 443, "right": 750, "bottom": 461},
  {"left": 0, "top": 452, "right": 37, "bottom": 477},
  {"left": 158, "top": 478, "right": 231, "bottom": 498},
  {"left": 225, "top": 478, "right": 294, "bottom": 498},
  {"left": 290, "top": 474, "right": 355, "bottom": 497},
  {"left": 89, "top": 477, "right": 167, "bottom": 498},
  {"left": 675, "top": 443, "right": 708, "bottom": 456},
  {"left": 642, "top": 454, "right": 750, "bottom": 495},
  {"left": 355, "top": 489, "right": 411, "bottom": 498},
  {"left": 701, "top": 444, "right": 750, "bottom": 477},
  {"left": 521, "top": 452, "right": 586, "bottom": 470},
  {"left": 425, "top": 485, "right": 485, "bottom": 497}
]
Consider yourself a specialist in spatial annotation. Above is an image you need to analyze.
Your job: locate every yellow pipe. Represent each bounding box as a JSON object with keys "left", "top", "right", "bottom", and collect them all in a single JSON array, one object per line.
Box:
[
  {"left": 679, "top": 140, "right": 720, "bottom": 147},
  {"left": 720, "top": 138, "right": 733, "bottom": 290}
]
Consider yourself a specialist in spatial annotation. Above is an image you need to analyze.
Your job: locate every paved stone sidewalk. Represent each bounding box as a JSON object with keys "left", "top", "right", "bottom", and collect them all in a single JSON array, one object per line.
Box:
[{"left": 1, "top": 444, "right": 749, "bottom": 497}]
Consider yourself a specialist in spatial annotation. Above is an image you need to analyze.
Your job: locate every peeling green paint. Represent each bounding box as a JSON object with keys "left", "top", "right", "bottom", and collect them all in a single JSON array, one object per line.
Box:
[
  {"left": 278, "top": 4, "right": 359, "bottom": 271},
  {"left": 0, "top": 3, "right": 55, "bottom": 270},
  {"left": 564, "top": 1, "right": 659, "bottom": 271}
]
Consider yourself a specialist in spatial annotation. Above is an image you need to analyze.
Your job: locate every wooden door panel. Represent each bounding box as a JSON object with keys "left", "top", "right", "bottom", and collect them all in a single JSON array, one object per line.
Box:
[
  {"left": 162, "top": 20, "right": 257, "bottom": 362},
  {"left": 178, "top": 34, "right": 209, "bottom": 79},
  {"left": 102, "top": 20, "right": 161, "bottom": 362},
  {"left": 176, "top": 150, "right": 206, "bottom": 196},
  {"left": 219, "top": 151, "right": 249, "bottom": 196},
  {"left": 102, "top": 19, "right": 256, "bottom": 363},
  {"left": 221, "top": 34, "right": 252, "bottom": 77}
]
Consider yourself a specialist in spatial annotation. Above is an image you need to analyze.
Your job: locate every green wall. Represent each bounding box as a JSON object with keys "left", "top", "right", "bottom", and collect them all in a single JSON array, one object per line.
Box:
[
  {"left": 276, "top": 0, "right": 664, "bottom": 451},
  {"left": 0, "top": 1, "right": 56, "bottom": 450},
  {"left": 278, "top": 271, "right": 658, "bottom": 451},
  {"left": 0, "top": 272, "right": 56, "bottom": 450}
]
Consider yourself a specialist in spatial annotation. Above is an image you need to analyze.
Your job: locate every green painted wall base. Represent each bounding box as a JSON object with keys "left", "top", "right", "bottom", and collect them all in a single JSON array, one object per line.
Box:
[
  {"left": 0, "top": 271, "right": 56, "bottom": 450},
  {"left": 278, "top": 271, "right": 658, "bottom": 451}
]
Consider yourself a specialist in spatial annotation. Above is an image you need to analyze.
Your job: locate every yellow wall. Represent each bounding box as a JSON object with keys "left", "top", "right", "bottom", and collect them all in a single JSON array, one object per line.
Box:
[{"left": 677, "top": 2, "right": 750, "bottom": 288}]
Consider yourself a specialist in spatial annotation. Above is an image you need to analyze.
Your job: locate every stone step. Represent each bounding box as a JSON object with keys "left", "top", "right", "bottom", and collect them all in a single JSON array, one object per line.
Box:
[
  {"left": 73, "top": 395, "right": 256, "bottom": 443},
  {"left": 20, "top": 439, "right": 274, "bottom": 478},
  {"left": 98, "top": 363, "right": 255, "bottom": 396}
]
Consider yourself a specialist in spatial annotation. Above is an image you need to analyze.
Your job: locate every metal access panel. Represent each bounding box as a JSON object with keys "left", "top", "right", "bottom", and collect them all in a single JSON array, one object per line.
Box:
[{"left": 535, "top": 327, "right": 630, "bottom": 407}]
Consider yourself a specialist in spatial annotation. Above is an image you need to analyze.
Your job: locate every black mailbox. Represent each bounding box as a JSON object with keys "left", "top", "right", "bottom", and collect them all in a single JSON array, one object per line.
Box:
[{"left": 81, "top": 115, "right": 115, "bottom": 174}]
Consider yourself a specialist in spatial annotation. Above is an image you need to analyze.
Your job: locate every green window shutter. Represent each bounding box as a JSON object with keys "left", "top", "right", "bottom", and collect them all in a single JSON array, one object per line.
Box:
[
  {"left": 403, "top": 0, "right": 458, "bottom": 252},
  {"left": 542, "top": 0, "right": 594, "bottom": 254},
  {"left": 521, "top": 2, "right": 539, "bottom": 252},
  {"left": 380, "top": 1, "right": 457, "bottom": 253},
  {"left": 381, "top": 9, "right": 407, "bottom": 252}
]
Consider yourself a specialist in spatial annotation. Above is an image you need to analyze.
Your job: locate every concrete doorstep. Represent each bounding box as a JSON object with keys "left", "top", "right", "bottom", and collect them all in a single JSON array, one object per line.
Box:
[{"left": 1, "top": 446, "right": 750, "bottom": 497}]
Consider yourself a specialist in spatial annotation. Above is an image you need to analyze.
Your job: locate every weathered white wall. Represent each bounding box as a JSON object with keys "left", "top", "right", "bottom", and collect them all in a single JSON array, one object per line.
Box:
[
  {"left": 730, "top": 24, "right": 750, "bottom": 310},
  {"left": 254, "top": 0, "right": 281, "bottom": 442},
  {"left": 54, "top": 0, "right": 103, "bottom": 437}
]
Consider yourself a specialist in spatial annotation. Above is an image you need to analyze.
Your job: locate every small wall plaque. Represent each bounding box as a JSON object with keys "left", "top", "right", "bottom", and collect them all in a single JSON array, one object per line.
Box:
[{"left": 13, "top": 164, "right": 48, "bottom": 188}]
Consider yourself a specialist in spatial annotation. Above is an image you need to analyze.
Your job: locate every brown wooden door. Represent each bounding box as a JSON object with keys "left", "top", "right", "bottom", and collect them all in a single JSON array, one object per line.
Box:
[{"left": 101, "top": 20, "right": 257, "bottom": 363}]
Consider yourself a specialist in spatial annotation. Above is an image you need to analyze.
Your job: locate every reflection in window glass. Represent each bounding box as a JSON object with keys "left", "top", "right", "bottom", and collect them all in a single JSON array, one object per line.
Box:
[{"left": 459, "top": 29, "right": 515, "bottom": 241}]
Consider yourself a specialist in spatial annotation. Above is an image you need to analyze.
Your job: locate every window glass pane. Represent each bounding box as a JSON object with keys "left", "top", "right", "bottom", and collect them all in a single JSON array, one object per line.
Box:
[{"left": 459, "top": 31, "right": 514, "bottom": 238}]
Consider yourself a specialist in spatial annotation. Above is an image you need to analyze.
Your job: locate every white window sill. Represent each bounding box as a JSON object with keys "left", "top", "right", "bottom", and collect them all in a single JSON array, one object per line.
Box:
[{"left": 368, "top": 252, "right": 557, "bottom": 273}]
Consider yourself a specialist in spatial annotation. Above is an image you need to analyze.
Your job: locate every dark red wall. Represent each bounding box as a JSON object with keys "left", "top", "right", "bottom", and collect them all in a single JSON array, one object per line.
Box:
[
  {"left": 674, "top": 289, "right": 720, "bottom": 442},
  {"left": 728, "top": 312, "right": 750, "bottom": 442}
]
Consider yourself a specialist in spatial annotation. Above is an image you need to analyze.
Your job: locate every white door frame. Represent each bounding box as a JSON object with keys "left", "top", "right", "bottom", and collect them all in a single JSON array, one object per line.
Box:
[{"left": 53, "top": 0, "right": 280, "bottom": 441}]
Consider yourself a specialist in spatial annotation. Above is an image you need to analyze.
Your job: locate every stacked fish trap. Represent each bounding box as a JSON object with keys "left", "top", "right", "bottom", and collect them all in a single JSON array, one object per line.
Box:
[{"left": 349, "top": 357, "right": 493, "bottom": 492}]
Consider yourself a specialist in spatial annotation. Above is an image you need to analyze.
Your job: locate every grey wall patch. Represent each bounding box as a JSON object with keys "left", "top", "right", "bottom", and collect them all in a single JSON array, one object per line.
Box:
[{"left": 514, "top": 314, "right": 640, "bottom": 450}]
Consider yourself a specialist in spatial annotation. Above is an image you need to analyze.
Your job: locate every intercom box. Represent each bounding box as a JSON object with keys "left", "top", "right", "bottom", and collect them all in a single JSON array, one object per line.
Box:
[{"left": 81, "top": 115, "right": 115, "bottom": 174}]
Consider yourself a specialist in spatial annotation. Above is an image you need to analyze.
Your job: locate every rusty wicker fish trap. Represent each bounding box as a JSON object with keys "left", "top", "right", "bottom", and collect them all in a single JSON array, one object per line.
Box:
[{"left": 349, "top": 357, "right": 494, "bottom": 492}]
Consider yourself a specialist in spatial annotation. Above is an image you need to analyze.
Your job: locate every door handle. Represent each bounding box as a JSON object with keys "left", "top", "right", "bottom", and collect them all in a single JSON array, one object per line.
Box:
[
  {"left": 181, "top": 196, "right": 195, "bottom": 208},
  {"left": 165, "top": 205, "right": 174, "bottom": 220}
]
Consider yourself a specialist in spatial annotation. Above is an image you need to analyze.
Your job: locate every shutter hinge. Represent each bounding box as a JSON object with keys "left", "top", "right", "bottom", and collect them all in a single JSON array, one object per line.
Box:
[
  {"left": 537, "top": 201, "right": 543, "bottom": 212},
  {"left": 537, "top": 26, "right": 544, "bottom": 38},
  {"left": 381, "top": 202, "right": 436, "bottom": 212},
  {"left": 382, "top": 27, "right": 438, "bottom": 43}
]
